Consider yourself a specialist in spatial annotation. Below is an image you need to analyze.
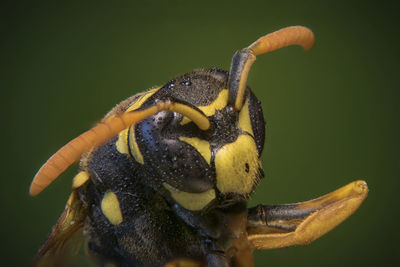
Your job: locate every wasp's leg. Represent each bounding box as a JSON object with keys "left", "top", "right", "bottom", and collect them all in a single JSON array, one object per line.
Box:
[
  {"left": 162, "top": 238, "right": 229, "bottom": 267},
  {"left": 247, "top": 180, "right": 368, "bottom": 249},
  {"left": 173, "top": 203, "right": 253, "bottom": 267},
  {"left": 171, "top": 205, "right": 232, "bottom": 267},
  {"left": 201, "top": 239, "right": 230, "bottom": 267}
]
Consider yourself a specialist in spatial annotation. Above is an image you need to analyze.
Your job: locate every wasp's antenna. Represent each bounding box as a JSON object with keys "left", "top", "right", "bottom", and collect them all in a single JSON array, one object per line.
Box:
[
  {"left": 30, "top": 101, "right": 210, "bottom": 196},
  {"left": 228, "top": 26, "right": 315, "bottom": 110}
]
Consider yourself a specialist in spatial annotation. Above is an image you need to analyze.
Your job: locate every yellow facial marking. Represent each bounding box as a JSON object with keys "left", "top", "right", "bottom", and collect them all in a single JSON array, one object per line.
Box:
[
  {"left": 215, "top": 134, "right": 261, "bottom": 194},
  {"left": 128, "top": 125, "right": 144, "bottom": 164},
  {"left": 117, "top": 126, "right": 144, "bottom": 164},
  {"left": 179, "top": 137, "right": 211, "bottom": 164},
  {"left": 181, "top": 89, "right": 228, "bottom": 125},
  {"left": 238, "top": 98, "right": 254, "bottom": 136},
  {"left": 116, "top": 88, "right": 158, "bottom": 160},
  {"left": 163, "top": 183, "right": 216, "bottom": 211},
  {"left": 101, "top": 191, "right": 123, "bottom": 225},
  {"left": 116, "top": 128, "right": 130, "bottom": 155},
  {"left": 72, "top": 171, "right": 90, "bottom": 189}
]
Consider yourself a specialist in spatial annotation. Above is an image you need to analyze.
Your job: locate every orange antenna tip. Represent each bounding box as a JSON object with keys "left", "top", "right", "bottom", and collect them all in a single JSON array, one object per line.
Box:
[{"left": 248, "top": 26, "right": 315, "bottom": 56}]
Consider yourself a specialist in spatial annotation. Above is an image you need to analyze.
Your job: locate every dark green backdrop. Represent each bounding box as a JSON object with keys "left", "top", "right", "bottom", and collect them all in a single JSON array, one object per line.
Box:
[{"left": 1, "top": 1, "right": 398, "bottom": 266}]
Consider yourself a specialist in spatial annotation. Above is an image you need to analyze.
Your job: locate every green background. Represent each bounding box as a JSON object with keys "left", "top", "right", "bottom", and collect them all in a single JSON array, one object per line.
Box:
[{"left": 1, "top": 1, "right": 398, "bottom": 266}]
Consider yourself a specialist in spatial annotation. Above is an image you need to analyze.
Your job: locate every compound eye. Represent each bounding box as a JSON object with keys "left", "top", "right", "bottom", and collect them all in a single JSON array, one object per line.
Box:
[{"left": 135, "top": 111, "right": 215, "bottom": 194}]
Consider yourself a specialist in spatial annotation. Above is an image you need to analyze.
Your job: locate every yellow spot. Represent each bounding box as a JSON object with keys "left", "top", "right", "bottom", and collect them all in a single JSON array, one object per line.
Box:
[
  {"left": 116, "top": 129, "right": 130, "bottom": 155},
  {"left": 179, "top": 137, "right": 211, "bottom": 164},
  {"left": 215, "top": 135, "right": 260, "bottom": 194},
  {"left": 238, "top": 98, "right": 254, "bottom": 136},
  {"left": 72, "top": 171, "right": 89, "bottom": 189},
  {"left": 128, "top": 125, "right": 144, "bottom": 164},
  {"left": 115, "top": 88, "right": 158, "bottom": 159},
  {"left": 163, "top": 183, "right": 216, "bottom": 211},
  {"left": 181, "top": 89, "right": 228, "bottom": 125},
  {"left": 101, "top": 191, "right": 123, "bottom": 225}
]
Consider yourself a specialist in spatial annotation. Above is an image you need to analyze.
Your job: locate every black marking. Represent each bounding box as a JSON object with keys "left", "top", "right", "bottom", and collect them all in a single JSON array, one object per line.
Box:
[
  {"left": 127, "top": 127, "right": 136, "bottom": 160},
  {"left": 245, "top": 163, "right": 250, "bottom": 173}
]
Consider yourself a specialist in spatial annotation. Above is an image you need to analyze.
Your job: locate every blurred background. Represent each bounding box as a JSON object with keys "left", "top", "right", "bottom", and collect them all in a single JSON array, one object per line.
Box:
[{"left": 1, "top": 0, "right": 398, "bottom": 266}]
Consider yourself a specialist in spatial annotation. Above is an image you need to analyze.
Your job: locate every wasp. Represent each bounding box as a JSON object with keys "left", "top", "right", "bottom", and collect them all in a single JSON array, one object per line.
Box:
[{"left": 30, "top": 26, "right": 368, "bottom": 267}]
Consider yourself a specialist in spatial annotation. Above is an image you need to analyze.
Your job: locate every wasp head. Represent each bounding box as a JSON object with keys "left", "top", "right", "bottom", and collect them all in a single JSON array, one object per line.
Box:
[{"left": 133, "top": 68, "right": 265, "bottom": 211}]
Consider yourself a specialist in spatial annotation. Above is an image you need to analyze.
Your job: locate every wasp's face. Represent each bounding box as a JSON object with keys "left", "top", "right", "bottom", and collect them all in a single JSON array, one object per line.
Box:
[{"left": 131, "top": 69, "right": 265, "bottom": 211}]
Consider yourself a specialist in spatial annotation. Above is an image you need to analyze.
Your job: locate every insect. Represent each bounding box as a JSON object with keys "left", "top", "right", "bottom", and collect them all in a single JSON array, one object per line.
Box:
[{"left": 30, "top": 26, "right": 368, "bottom": 267}]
